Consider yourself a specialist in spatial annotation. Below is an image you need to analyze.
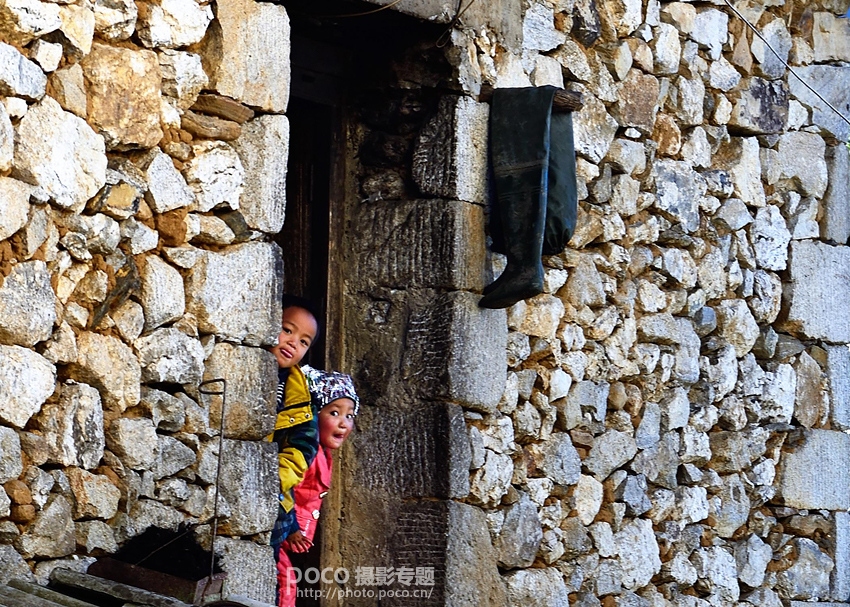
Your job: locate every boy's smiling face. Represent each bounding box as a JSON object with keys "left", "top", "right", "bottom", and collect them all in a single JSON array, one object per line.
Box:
[
  {"left": 272, "top": 306, "right": 318, "bottom": 368},
  {"left": 318, "top": 397, "right": 356, "bottom": 449}
]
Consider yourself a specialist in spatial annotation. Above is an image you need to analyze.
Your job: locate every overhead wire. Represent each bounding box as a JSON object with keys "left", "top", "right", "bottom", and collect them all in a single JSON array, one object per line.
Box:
[{"left": 721, "top": 0, "right": 850, "bottom": 131}]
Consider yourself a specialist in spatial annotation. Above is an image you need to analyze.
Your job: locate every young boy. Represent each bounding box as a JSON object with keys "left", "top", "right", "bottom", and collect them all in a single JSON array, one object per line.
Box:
[
  {"left": 277, "top": 368, "right": 359, "bottom": 607},
  {"left": 268, "top": 296, "right": 320, "bottom": 586}
]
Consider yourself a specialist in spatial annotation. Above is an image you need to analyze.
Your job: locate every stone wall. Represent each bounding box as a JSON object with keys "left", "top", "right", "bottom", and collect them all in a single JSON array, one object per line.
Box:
[
  {"left": 356, "top": 0, "right": 850, "bottom": 605},
  {"left": 0, "top": 0, "right": 290, "bottom": 602}
]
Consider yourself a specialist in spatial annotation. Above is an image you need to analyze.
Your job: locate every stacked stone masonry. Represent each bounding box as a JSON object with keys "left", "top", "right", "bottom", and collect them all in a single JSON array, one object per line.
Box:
[
  {"left": 0, "top": 0, "right": 286, "bottom": 602},
  {"left": 410, "top": 0, "right": 850, "bottom": 605},
  {"left": 3, "top": 0, "right": 850, "bottom": 606}
]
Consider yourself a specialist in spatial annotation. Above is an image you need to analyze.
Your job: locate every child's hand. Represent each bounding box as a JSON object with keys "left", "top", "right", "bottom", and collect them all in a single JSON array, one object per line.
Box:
[{"left": 286, "top": 531, "right": 313, "bottom": 553}]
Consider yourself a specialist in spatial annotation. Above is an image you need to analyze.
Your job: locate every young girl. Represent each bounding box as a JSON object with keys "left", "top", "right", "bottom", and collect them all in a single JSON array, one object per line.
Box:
[{"left": 276, "top": 368, "right": 359, "bottom": 607}]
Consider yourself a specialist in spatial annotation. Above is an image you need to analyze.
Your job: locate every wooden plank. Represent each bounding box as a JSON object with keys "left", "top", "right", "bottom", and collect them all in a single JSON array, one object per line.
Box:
[
  {"left": 477, "top": 85, "right": 584, "bottom": 112},
  {"left": 7, "top": 579, "right": 100, "bottom": 607},
  {"left": 181, "top": 110, "right": 242, "bottom": 141},
  {"left": 190, "top": 94, "right": 254, "bottom": 124},
  {"left": 49, "top": 569, "right": 191, "bottom": 607}
]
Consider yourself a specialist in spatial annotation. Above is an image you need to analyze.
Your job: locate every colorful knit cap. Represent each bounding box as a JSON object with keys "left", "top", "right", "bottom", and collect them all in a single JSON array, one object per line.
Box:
[{"left": 302, "top": 365, "right": 360, "bottom": 416}]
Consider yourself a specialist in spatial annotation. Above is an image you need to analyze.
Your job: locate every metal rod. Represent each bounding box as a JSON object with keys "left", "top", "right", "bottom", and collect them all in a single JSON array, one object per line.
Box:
[{"left": 198, "top": 378, "right": 228, "bottom": 594}]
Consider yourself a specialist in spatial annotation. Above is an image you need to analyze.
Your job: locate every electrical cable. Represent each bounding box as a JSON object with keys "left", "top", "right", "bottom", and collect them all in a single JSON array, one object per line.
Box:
[{"left": 722, "top": 0, "right": 850, "bottom": 130}]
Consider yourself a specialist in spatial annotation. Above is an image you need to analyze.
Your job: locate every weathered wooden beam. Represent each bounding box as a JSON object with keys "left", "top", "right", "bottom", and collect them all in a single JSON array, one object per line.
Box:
[
  {"left": 49, "top": 569, "right": 191, "bottom": 607},
  {"left": 181, "top": 110, "right": 242, "bottom": 141},
  {"left": 191, "top": 94, "right": 255, "bottom": 124},
  {"left": 477, "top": 85, "right": 584, "bottom": 112},
  {"left": 8, "top": 579, "right": 100, "bottom": 607}
]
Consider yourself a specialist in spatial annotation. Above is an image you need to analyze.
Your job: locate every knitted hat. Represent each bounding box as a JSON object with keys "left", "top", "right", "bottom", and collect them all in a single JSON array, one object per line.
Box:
[{"left": 302, "top": 365, "right": 360, "bottom": 416}]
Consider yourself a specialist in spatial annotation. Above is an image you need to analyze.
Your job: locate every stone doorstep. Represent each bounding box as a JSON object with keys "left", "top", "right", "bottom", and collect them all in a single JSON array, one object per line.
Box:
[{"left": 1, "top": 570, "right": 277, "bottom": 607}]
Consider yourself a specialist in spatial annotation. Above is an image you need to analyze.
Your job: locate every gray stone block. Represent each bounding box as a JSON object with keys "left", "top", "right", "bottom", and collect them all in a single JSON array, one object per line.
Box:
[
  {"left": 355, "top": 199, "right": 487, "bottom": 292},
  {"left": 444, "top": 501, "right": 508, "bottom": 607},
  {"left": 349, "top": 403, "right": 470, "bottom": 500},
  {"left": 832, "top": 511, "right": 850, "bottom": 601},
  {"left": 413, "top": 95, "right": 489, "bottom": 204},
  {"left": 823, "top": 144, "right": 850, "bottom": 245},
  {"left": 200, "top": 343, "right": 277, "bottom": 441},
  {"left": 185, "top": 242, "right": 283, "bottom": 346},
  {"left": 403, "top": 291, "right": 506, "bottom": 412},
  {"left": 774, "top": 430, "right": 850, "bottom": 510},
  {"left": 782, "top": 241, "right": 850, "bottom": 343},
  {"left": 827, "top": 345, "right": 850, "bottom": 431},
  {"left": 790, "top": 65, "right": 850, "bottom": 143},
  {"left": 217, "top": 439, "right": 278, "bottom": 536},
  {"left": 209, "top": 536, "right": 276, "bottom": 605},
  {"left": 232, "top": 114, "right": 289, "bottom": 233}
]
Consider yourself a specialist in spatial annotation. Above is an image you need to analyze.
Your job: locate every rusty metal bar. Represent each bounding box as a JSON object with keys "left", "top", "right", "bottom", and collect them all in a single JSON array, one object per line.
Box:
[{"left": 198, "top": 378, "right": 228, "bottom": 597}]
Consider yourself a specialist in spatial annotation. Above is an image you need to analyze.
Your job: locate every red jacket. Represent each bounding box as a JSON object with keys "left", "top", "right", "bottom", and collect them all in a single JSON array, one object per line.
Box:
[{"left": 292, "top": 446, "right": 332, "bottom": 542}]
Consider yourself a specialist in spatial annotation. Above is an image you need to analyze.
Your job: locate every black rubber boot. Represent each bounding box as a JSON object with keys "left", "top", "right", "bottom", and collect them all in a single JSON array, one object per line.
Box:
[{"left": 479, "top": 88, "right": 556, "bottom": 309}]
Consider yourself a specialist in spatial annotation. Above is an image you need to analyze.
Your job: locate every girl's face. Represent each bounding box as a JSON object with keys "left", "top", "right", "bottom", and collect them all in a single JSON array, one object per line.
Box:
[{"left": 318, "top": 398, "right": 356, "bottom": 449}]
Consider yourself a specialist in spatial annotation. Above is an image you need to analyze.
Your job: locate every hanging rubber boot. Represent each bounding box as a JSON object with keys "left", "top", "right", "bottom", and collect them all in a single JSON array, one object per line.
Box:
[{"left": 480, "top": 87, "right": 557, "bottom": 309}]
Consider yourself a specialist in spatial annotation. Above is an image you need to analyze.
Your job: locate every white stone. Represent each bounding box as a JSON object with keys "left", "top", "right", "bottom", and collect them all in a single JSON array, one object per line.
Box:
[
  {"left": 69, "top": 332, "right": 140, "bottom": 411},
  {"left": 653, "top": 23, "right": 681, "bottom": 75},
  {"left": 185, "top": 243, "right": 282, "bottom": 346},
  {"left": 585, "top": 430, "right": 637, "bottom": 481},
  {"left": 522, "top": 3, "right": 565, "bottom": 52},
  {"left": 575, "top": 474, "right": 603, "bottom": 525},
  {"left": 714, "top": 299, "right": 759, "bottom": 357},
  {"left": 709, "top": 55, "right": 741, "bottom": 91},
  {"left": 0, "top": 177, "right": 32, "bottom": 240},
  {"left": 775, "top": 429, "right": 850, "bottom": 510},
  {"left": 615, "top": 518, "right": 661, "bottom": 589},
  {"left": 752, "top": 17, "right": 791, "bottom": 79},
  {"left": 0, "top": 426, "right": 22, "bottom": 484},
  {"left": 783, "top": 241, "right": 850, "bottom": 343},
  {"left": 0, "top": 0, "right": 61, "bottom": 45},
  {"left": 13, "top": 96, "right": 107, "bottom": 211},
  {"left": 0, "top": 345, "right": 56, "bottom": 428},
  {"left": 121, "top": 218, "right": 159, "bottom": 255},
  {"left": 159, "top": 49, "right": 207, "bottom": 109},
  {"left": 106, "top": 417, "right": 158, "bottom": 470},
  {"left": 140, "top": 255, "right": 185, "bottom": 331},
  {"left": 141, "top": 149, "right": 194, "bottom": 213},
  {"left": 93, "top": 0, "right": 137, "bottom": 41},
  {"left": 776, "top": 132, "right": 828, "bottom": 198},
  {"left": 58, "top": 4, "right": 95, "bottom": 57},
  {"left": 199, "top": 0, "right": 290, "bottom": 112},
  {"left": 750, "top": 204, "right": 791, "bottom": 271},
  {"left": 135, "top": 328, "right": 204, "bottom": 385},
  {"left": 691, "top": 546, "right": 739, "bottom": 603},
  {"left": 0, "top": 261, "right": 56, "bottom": 347},
  {"left": 736, "top": 534, "right": 772, "bottom": 588},
  {"left": 184, "top": 140, "right": 244, "bottom": 212},
  {"left": 503, "top": 568, "right": 569, "bottom": 607},
  {"left": 0, "top": 41, "right": 46, "bottom": 100},
  {"left": 518, "top": 294, "right": 564, "bottom": 339},
  {"left": 31, "top": 39, "right": 62, "bottom": 72},
  {"left": 714, "top": 137, "right": 765, "bottom": 208},
  {"left": 469, "top": 449, "right": 513, "bottom": 507},
  {"left": 573, "top": 93, "right": 619, "bottom": 164},
  {"left": 233, "top": 114, "right": 289, "bottom": 233},
  {"left": 674, "top": 486, "right": 709, "bottom": 523},
  {"left": 689, "top": 9, "right": 727, "bottom": 60},
  {"left": 136, "top": 0, "right": 212, "bottom": 48},
  {"left": 653, "top": 159, "right": 704, "bottom": 233}
]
